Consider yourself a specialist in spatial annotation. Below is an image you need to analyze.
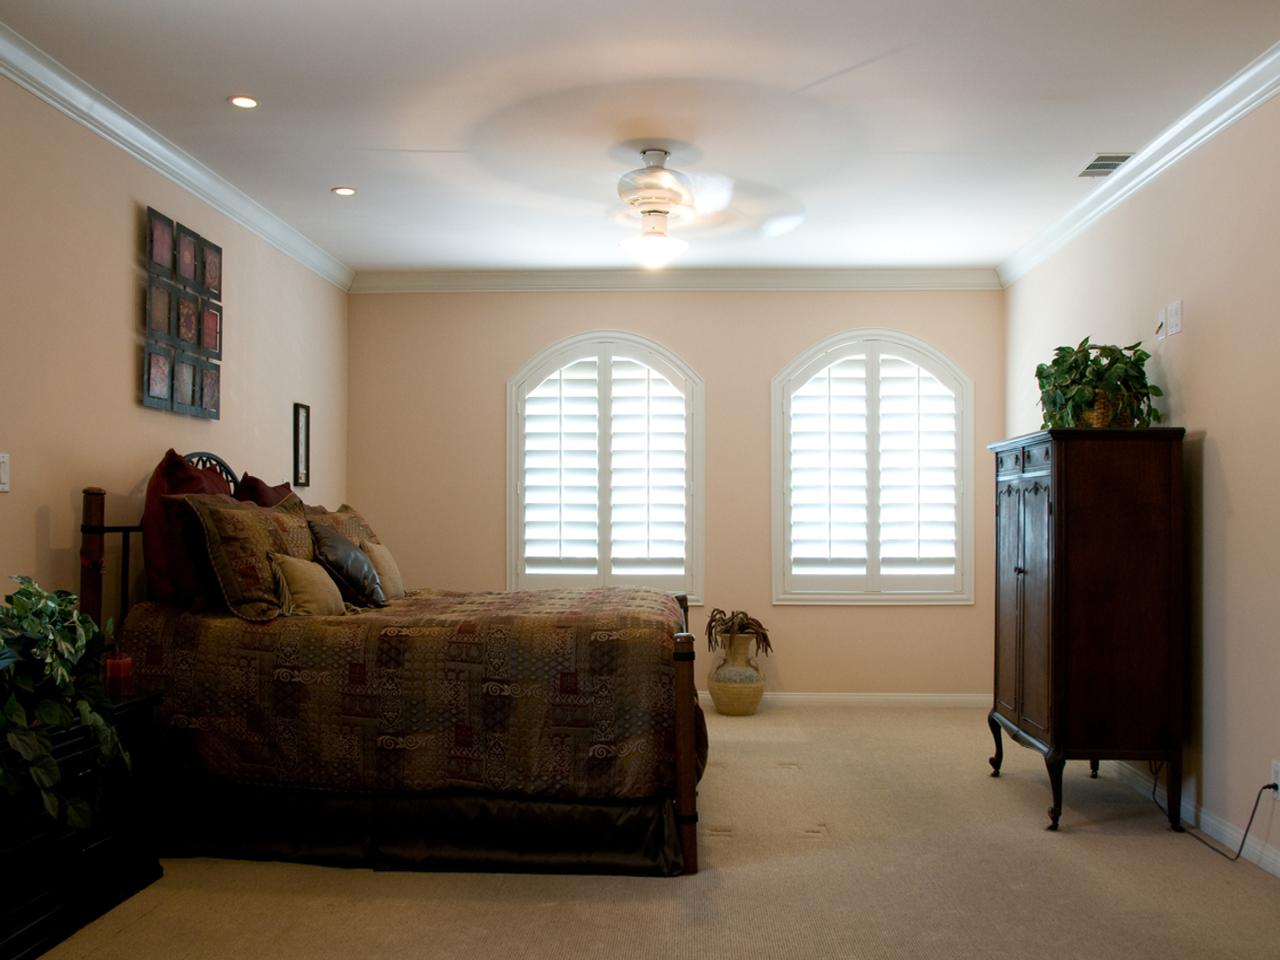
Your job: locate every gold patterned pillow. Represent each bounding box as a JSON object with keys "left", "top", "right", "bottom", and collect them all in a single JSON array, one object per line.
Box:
[
  {"left": 183, "top": 493, "right": 313, "bottom": 621},
  {"left": 361, "top": 540, "right": 405, "bottom": 600},
  {"left": 305, "top": 503, "right": 380, "bottom": 545}
]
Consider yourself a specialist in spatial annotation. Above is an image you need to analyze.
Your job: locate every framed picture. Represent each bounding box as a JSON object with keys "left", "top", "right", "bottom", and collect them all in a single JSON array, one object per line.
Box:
[
  {"left": 145, "top": 276, "right": 177, "bottom": 341},
  {"left": 142, "top": 342, "right": 174, "bottom": 410},
  {"left": 172, "top": 352, "right": 201, "bottom": 416},
  {"left": 146, "top": 207, "right": 174, "bottom": 276},
  {"left": 197, "top": 360, "right": 221, "bottom": 420},
  {"left": 199, "top": 237, "right": 223, "bottom": 300},
  {"left": 293, "top": 402, "right": 310, "bottom": 487},
  {"left": 175, "top": 223, "right": 199, "bottom": 287},
  {"left": 198, "top": 299, "right": 222, "bottom": 359},
  {"left": 175, "top": 289, "right": 200, "bottom": 348}
]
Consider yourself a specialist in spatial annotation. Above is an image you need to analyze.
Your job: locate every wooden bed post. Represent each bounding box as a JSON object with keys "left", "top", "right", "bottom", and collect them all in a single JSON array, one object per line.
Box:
[
  {"left": 673, "top": 629, "right": 699, "bottom": 875},
  {"left": 79, "top": 487, "right": 106, "bottom": 628}
]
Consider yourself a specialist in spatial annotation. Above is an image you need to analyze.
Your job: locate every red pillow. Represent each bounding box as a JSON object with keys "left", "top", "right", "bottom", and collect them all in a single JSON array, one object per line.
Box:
[
  {"left": 141, "top": 449, "right": 232, "bottom": 603},
  {"left": 234, "top": 473, "right": 293, "bottom": 507}
]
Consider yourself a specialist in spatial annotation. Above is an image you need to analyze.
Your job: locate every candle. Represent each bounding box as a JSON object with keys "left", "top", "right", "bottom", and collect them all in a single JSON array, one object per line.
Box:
[{"left": 106, "top": 655, "right": 135, "bottom": 699}]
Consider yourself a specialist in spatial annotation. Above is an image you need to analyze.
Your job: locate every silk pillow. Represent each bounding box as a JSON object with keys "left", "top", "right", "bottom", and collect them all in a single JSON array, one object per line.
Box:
[{"left": 309, "top": 521, "right": 386, "bottom": 607}]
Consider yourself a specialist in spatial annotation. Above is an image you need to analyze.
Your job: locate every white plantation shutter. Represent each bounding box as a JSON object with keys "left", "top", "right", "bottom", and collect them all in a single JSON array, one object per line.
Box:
[
  {"left": 775, "top": 331, "right": 970, "bottom": 602},
  {"left": 610, "top": 357, "right": 687, "bottom": 577},
  {"left": 522, "top": 357, "right": 599, "bottom": 574},
  {"left": 510, "top": 334, "right": 702, "bottom": 596}
]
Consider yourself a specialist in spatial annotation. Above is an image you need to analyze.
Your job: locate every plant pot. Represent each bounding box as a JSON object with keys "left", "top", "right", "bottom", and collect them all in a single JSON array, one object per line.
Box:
[
  {"left": 708, "top": 632, "right": 765, "bottom": 716},
  {"left": 1080, "top": 390, "right": 1115, "bottom": 427}
]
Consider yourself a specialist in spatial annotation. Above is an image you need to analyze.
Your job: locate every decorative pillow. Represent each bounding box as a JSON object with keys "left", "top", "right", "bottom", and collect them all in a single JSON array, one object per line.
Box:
[
  {"left": 361, "top": 540, "right": 405, "bottom": 600},
  {"left": 185, "top": 494, "right": 313, "bottom": 621},
  {"left": 305, "top": 504, "right": 380, "bottom": 545},
  {"left": 157, "top": 495, "right": 223, "bottom": 610},
  {"left": 235, "top": 473, "right": 294, "bottom": 507},
  {"left": 142, "top": 449, "right": 233, "bottom": 603},
  {"left": 309, "top": 522, "right": 386, "bottom": 607},
  {"left": 271, "top": 554, "right": 345, "bottom": 616}
]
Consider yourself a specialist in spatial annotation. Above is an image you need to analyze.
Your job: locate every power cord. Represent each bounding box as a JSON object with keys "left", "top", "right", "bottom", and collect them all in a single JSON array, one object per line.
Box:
[{"left": 1149, "top": 761, "right": 1279, "bottom": 863}]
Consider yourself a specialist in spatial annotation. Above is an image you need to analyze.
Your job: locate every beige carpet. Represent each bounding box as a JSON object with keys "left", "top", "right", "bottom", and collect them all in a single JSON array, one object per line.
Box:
[{"left": 47, "top": 704, "right": 1280, "bottom": 960}]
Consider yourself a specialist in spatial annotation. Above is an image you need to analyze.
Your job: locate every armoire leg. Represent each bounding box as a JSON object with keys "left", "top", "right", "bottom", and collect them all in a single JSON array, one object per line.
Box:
[
  {"left": 1045, "top": 753, "right": 1065, "bottom": 830},
  {"left": 987, "top": 711, "right": 1003, "bottom": 777}
]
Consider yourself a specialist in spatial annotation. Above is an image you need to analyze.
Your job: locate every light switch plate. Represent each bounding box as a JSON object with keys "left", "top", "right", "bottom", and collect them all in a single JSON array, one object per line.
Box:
[
  {"left": 0, "top": 453, "right": 9, "bottom": 492},
  {"left": 1167, "top": 300, "right": 1183, "bottom": 336}
]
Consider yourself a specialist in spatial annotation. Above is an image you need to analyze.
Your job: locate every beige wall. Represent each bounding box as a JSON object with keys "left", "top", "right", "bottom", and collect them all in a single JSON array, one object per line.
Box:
[
  {"left": 348, "top": 289, "right": 1005, "bottom": 693},
  {"left": 1005, "top": 98, "right": 1280, "bottom": 844},
  {"left": 0, "top": 77, "right": 348, "bottom": 613}
]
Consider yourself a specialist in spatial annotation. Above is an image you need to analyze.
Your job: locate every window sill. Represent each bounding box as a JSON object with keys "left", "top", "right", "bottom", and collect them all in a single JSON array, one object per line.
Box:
[{"left": 772, "top": 590, "right": 975, "bottom": 606}]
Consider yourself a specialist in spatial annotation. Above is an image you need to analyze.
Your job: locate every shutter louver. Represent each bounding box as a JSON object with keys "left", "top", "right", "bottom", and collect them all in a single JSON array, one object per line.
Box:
[
  {"left": 878, "top": 354, "right": 957, "bottom": 576},
  {"left": 522, "top": 357, "right": 599, "bottom": 574},
  {"left": 610, "top": 357, "right": 687, "bottom": 576}
]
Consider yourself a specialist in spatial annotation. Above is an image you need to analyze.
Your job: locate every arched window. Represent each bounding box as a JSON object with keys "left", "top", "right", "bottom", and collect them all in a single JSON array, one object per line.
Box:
[
  {"left": 508, "top": 332, "right": 704, "bottom": 599},
  {"left": 772, "top": 329, "right": 973, "bottom": 604}
]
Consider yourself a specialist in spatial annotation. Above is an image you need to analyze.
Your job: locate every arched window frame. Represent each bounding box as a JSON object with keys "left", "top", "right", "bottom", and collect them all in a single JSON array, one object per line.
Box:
[
  {"left": 507, "top": 331, "right": 705, "bottom": 602},
  {"left": 771, "top": 328, "right": 974, "bottom": 605}
]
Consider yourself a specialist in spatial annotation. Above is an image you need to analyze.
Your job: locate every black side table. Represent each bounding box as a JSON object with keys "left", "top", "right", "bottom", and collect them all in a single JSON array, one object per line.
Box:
[{"left": 0, "top": 695, "right": 164, "bottom": 960}]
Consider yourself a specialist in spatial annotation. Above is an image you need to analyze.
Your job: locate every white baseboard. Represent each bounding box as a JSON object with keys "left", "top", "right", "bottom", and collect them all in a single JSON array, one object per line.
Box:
[
  {"left": 698, "top": 690, "right": 989, "bottom": 707},
  {"left": 1104, "top": 760, "right": 1280, "bottom": 879}
]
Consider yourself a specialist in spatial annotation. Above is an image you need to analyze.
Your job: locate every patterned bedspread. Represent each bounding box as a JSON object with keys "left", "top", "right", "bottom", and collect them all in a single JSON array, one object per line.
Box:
[{"left": 120, "top": 587, "right": 699, "bottom": 801}]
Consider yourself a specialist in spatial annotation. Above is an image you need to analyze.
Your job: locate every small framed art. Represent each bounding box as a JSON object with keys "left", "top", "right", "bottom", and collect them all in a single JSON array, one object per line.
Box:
[
  {"left": 172, "top": 352, "right": 201, "bottom": 416},
  {"left": 175, "top": 289, "right": 200, "bottom": 348},
  {"left": 293, "top": 402, "right": 311, "bottom": 487},
  {"left": 198, "top": 300, "right": 222, "bottom": 359},
  {"left": 175, "top": 223, "right": 199, "bottom": 287},
  {"left": 200, "top": 237, "right": 223, "bottom": 300},
  {"left": 142, "top": 342, "right": 174, "bottom": 410},
  {"left": 145, "top": 276, "right": 177, "bottom": 341},
  {"left": 197, "top": 360, "right": 221, "bottom": 420},
  {"left": 146, "top": 207, "right": 174, "bottom": 276}
]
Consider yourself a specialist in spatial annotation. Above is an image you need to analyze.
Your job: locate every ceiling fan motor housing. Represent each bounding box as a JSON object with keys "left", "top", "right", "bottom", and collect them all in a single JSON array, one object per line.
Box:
[{"left": 618, "top": 148, "right": 694, "bottom": 216}]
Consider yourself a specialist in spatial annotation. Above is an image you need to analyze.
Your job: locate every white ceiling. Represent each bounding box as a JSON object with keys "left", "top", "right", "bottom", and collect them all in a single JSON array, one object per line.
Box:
[{"left": 2, "top": 1, "right": 1279, "bottom": 273}]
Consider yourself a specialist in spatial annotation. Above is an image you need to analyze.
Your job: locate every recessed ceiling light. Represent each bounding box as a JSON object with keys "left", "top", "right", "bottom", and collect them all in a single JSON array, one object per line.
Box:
[
  {"left": 330, "top": 186, "right": 357, "bottom": 197},
  {"left": 227, "top": 95, "right": 258, "bottom": 109}
]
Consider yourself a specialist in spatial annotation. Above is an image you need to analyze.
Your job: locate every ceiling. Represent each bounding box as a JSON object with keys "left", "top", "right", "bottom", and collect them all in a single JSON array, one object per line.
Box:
[{"left": 2, "top": 1, "right": 1279, "bottom": 274}]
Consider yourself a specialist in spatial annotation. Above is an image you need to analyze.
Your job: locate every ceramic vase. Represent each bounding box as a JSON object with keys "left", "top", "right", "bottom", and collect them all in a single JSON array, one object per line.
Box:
[{"left": 708, "top": 632, "right": 765, "bottom": 716}]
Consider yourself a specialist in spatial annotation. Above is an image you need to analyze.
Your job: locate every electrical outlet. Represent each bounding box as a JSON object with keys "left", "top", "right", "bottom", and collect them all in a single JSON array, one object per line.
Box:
[{"left": 0, "top": 453, "right": 9, "bottom": 493}]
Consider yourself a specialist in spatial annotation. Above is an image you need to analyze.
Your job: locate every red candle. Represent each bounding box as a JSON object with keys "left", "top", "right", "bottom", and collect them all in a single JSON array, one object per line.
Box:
[{"left": 106, "top": 655, "right": 135, "bottom": 699}]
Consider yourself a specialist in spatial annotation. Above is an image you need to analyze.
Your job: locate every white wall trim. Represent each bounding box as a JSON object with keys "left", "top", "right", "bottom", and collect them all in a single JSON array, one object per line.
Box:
[
  {"left": 1105, "top": 761, "right": 1280, "bottom": 879},
  {"left": 698, "top": 691, "right": 990, "bottom": 707},
  {"left": 0, "top": 23, "right": 354, "bottom": 291},
  {"left": 998, "top": 39, "right": 1280, "bottom": 286},
  {"left": 350, "top": 267, "right": 1002, "bottom": 294}
]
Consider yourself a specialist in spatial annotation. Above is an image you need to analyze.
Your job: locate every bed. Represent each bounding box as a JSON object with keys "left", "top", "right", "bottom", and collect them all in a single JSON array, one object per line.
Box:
[{"left": 77, "top": 455, "right": 704, "bottom": 875}]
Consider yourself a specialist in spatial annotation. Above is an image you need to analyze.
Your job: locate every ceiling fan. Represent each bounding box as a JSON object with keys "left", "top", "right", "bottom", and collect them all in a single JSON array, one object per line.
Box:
[{"left": 617, "top": 147, "right": 788, "bottom": 269}]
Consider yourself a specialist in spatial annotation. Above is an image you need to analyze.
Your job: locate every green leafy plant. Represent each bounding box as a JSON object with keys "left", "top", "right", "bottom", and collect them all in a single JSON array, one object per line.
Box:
[
  {"left": 705, "top": 608, "right": 772, "bottom": 657},
  {"left": 0, "top": 576, "right": 127, "bottom": 828},
  {"left": 1035, "top": 338, "right": 1164, "bottom": 428}
]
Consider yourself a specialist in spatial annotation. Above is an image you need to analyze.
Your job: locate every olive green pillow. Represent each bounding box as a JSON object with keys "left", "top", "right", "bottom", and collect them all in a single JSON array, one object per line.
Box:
[
  {"left": 361, "top": 540, "right": 405, "bottom": 600},
  {"left": 271, "top": 554, "right": 345, "bottom": 616},
  {"left": 184, "top": 493, "right": 312, "bottom": 621}
]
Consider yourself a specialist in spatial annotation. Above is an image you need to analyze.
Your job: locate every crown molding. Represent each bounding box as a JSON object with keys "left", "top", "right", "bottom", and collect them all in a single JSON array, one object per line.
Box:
[
  {"left": 349, "top": 266, "right": 1002, "bottom": 294},
  {"left": 0, "top": 23, "right": 354, "bottom": 291},
  {"left": 999, "top": 40, "right": 1280, "bottom": 286}
]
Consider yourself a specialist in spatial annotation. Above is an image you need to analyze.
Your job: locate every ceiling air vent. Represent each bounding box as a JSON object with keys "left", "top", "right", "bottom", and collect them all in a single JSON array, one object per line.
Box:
[{"left": 1079, "top": 153, "right": 1134, "bottom": 178}]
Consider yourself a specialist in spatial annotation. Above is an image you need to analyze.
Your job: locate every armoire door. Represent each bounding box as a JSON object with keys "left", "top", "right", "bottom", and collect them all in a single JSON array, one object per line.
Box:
[
  {"left": 993, "top": 482, "right": 1020, "bottom": 721},
  {"left": 1018, "top": 479, "right": 1052, "bottom": 740}
]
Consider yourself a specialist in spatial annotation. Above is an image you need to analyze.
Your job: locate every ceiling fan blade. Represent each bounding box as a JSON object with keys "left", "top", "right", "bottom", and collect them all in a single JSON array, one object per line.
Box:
[{"left": 684, "top": 171, "right": 735, "bottom": 216}]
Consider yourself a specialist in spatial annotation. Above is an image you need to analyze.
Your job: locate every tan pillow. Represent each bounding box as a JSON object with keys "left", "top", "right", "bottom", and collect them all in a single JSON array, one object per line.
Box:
[
  {"left": 272, "top": 554, "right": 345, "bottom": 616},
  {"left": 305, "top": 503, "right": 380, "bottom": 545},
  {"left": 361, "top": 540, "right": 405, "bottom": 600},
  {"left": 183, "top": 493, "right": 313, "bottom": 621}
]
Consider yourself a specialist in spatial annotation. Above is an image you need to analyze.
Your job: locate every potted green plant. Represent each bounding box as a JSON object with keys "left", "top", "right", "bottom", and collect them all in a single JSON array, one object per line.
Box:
[
  {"left": 1035, "top": 337, "right": 1164, "bottom": 428},
  {"left": 0, "top": 576, "right": 127, "bottom": 827},
  {"left": 705, "top": 609, "right": 772, "bottom": 716}
]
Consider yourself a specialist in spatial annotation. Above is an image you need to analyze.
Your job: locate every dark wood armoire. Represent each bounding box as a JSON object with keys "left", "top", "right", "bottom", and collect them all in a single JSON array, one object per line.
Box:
[{"left": 986, "top": 428, "right": 1186, "bottom": 830}]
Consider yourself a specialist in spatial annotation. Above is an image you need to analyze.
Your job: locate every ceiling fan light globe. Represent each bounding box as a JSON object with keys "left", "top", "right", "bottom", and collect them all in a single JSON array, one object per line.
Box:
[{"left": 620, "top": 233, "right": 688, "bottom": 269}]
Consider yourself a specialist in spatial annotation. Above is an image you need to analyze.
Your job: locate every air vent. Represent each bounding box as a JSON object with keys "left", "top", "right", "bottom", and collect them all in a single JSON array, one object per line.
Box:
[{"left": 1079, "top": 153, "right": 1133, "bottom": 178}]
